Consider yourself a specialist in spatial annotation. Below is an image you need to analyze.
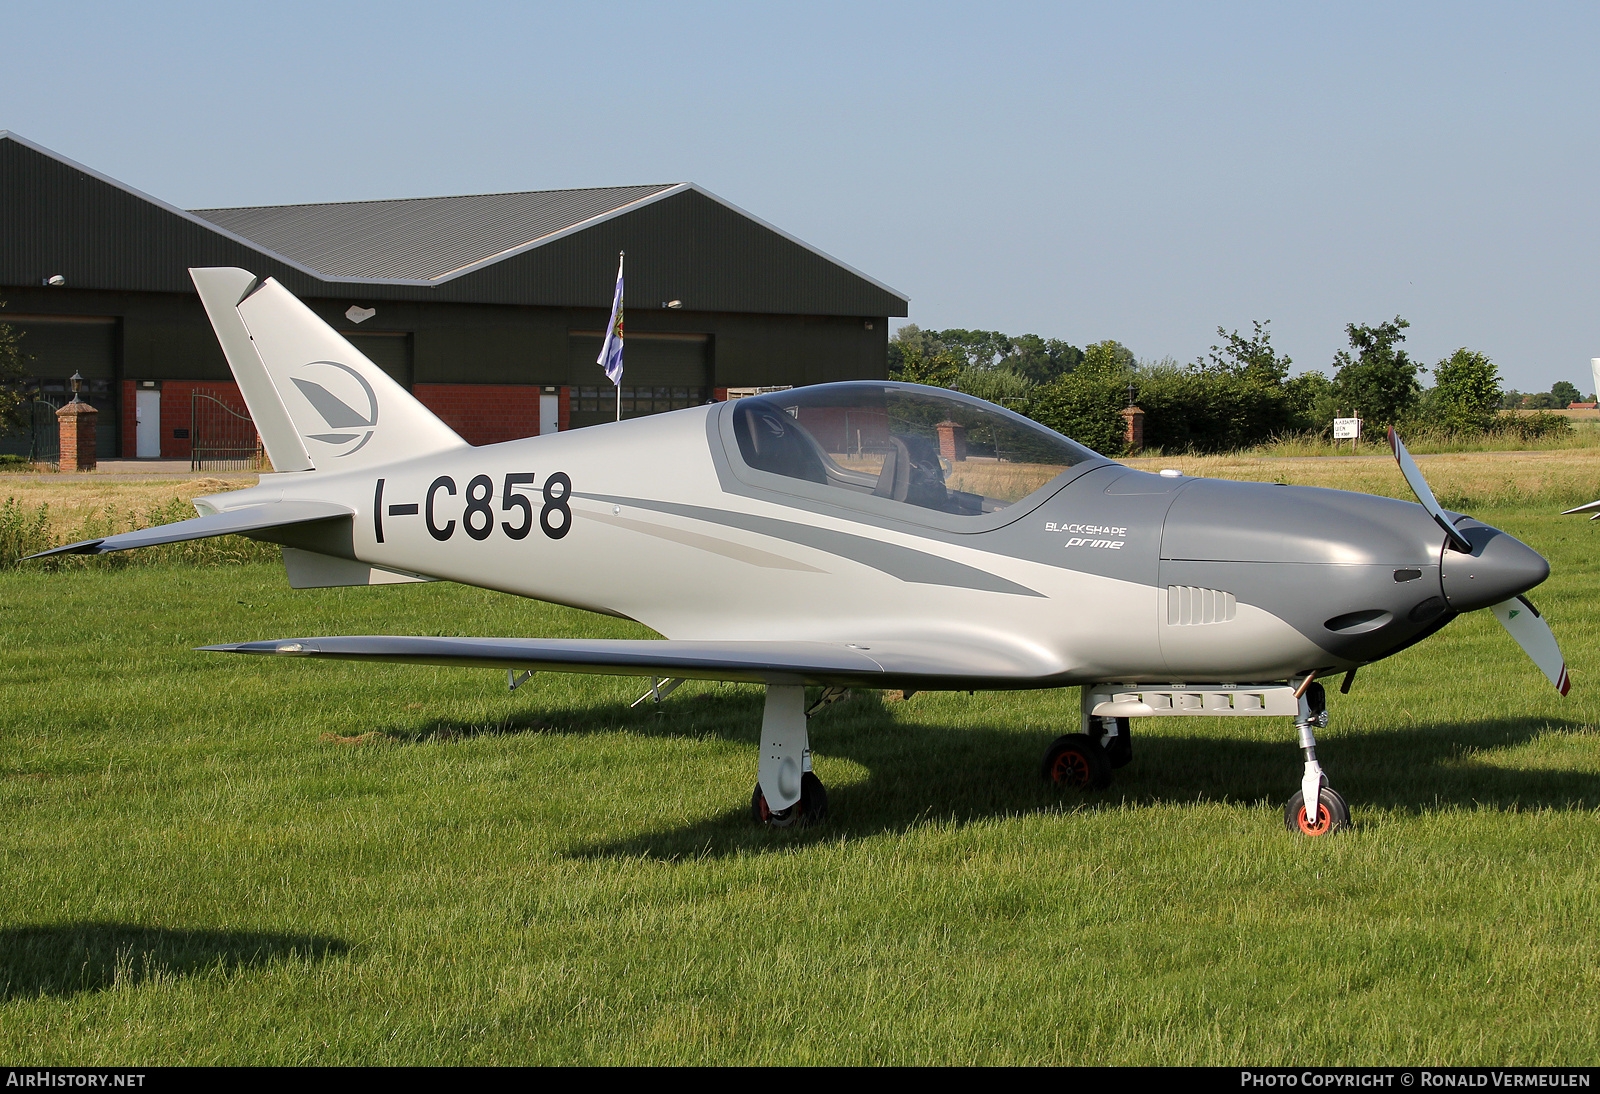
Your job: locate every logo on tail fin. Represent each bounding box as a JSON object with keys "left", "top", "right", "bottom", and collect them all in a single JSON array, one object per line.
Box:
[{"left": 292, "top": 361, "right": 378, "bottom": 456}]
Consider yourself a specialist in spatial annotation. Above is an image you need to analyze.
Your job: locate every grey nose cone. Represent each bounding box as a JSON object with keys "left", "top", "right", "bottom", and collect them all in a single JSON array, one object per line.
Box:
[{"left": 1440, "top": 520, "right": 1550, "bottom": 612}]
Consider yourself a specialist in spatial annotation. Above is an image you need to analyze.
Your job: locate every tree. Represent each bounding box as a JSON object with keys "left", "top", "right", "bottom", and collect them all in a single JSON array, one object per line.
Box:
[
  {"left": 886, "top": 324, "right": 945, "bottom": 374},
  {"left": 888, "top": 342, "right": 962, "bottom": 389},
  {"left": 931, "top": 329, "right": 1012, "bottom": 370},
  {"left": 1552, "top": 380, "right": 1581, "bottom": 407},
  {"left": 1200, "top": 320, "right": 1292, "bottom": 385},
  {"left": 1429, "top": 348, "right": 1502, "bottom": 432},
  {"left": 0, "top": 301, "right": 27, "bottom": 436},
  {"left": 1080, "top": 340, "right": 1136, "bottom": 378},
  {"left": 1328, "top": 317, "right": 1423, "bottom": 428},
  {"left": 1006, "top": 333, "right": 1083, "bottom": 385}
]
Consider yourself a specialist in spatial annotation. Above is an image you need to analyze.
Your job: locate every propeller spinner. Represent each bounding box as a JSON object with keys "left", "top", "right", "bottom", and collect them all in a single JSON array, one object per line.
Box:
[{"left": 1388, "top": 427, "right": 1570, "bottom": 695}]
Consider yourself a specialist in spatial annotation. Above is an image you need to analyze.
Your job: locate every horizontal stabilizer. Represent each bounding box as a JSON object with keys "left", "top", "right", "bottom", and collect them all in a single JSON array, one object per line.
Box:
[
  {"left": 25, "top": 500, "right": 355, "bottom": 559},
  {"left": 198, "top": 635, "right": 1064, "bottom": 689}
]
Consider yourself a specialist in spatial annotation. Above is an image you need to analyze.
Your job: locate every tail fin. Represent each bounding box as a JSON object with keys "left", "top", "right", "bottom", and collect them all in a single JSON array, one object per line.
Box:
[{"left": 190, "top": 268, "right": 467, "bottom": 473}]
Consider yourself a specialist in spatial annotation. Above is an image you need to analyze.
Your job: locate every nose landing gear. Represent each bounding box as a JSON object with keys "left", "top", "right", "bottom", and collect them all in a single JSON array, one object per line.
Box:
[{"left": 1285, "top": 682, "right": 1349, "bottom": 836}]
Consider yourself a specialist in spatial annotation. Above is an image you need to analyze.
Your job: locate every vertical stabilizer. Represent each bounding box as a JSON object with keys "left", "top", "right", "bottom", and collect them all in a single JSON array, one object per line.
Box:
[
  {"left": 189, "top": 268, "right": 468, "bottom": 473},
  {"left": 192, "top": 268, "right": 313, "bottom": 472}
]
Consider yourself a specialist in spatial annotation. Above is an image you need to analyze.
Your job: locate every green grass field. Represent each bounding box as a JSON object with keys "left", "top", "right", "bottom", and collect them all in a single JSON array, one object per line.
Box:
[{"left": 2, "top": 500, "right": 1599, "bottom": 1064}]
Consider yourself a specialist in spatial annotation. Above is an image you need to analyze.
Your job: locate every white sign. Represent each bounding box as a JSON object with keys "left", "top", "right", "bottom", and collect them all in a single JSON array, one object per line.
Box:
[{"left": 1332, "top": 417, "right": 1362, "bottom": 439}]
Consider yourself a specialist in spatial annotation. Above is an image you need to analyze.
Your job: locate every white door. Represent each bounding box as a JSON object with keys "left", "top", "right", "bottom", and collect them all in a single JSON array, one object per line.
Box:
[
  {"left": 135, "top": 389, "right": 160, "bottom": 458},
  {"left": 539, "top": 392, "right": 559, "bottom": 436}
]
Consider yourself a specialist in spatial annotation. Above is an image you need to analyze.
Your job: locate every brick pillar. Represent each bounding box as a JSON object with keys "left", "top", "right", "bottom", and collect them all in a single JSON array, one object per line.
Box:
[
  {"left": 57, "top": 399, "right": 98, "bottom": 472},
  {"left": 936, "top": 420, "right": 967, "bottom": 461},
  {"left": 1121, "top": 405, "right": 1145, "bottom": 454}
]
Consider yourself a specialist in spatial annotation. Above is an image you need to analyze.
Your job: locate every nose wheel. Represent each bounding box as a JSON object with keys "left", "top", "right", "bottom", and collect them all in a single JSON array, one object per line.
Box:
[{"left": 1285, "top": 786, "right": 1350, "bottom": 835}]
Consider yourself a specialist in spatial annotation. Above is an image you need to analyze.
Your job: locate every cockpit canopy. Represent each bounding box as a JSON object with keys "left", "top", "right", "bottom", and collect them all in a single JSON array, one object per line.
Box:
[{"left": 728, "top": 382, "right": 1103, "bottom": 518}]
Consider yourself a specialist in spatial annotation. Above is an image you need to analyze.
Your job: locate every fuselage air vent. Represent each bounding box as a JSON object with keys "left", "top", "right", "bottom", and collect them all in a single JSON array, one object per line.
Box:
[{"left": 1166, "top": 586, "right": 1237, "bottom": 626}]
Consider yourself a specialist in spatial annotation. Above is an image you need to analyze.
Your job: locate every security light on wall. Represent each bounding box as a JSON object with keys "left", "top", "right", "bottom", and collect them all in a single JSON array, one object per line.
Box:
[
  {"left": 662, "top": 300, "right": 683, "bottom": 309},
  {"left": 43, "top": 274, "right": 64, "bottom": 287}
]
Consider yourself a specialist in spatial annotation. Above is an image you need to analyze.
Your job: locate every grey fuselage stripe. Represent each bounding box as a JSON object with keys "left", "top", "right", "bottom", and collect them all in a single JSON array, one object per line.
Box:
[
  {"left": 583, "top": 508, "right": 826, "bottom": 572},
  {"left": 577, "top": 493, "right": 1046, "bottom": 597}
]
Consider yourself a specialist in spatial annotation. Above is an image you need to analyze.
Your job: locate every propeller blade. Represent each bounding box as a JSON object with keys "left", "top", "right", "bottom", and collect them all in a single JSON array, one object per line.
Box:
[
  {"left": 1387, "top": 427, "right": 1473, "bottom": 552},
  {"left": 1490, "top": 595, "right": 1571, "bottom": 695}
]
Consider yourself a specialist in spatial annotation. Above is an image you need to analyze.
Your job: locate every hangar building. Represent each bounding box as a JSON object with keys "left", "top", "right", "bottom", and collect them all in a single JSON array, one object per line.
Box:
[{"left": 0, "top": 131, "right": 908, "bottom": 461}]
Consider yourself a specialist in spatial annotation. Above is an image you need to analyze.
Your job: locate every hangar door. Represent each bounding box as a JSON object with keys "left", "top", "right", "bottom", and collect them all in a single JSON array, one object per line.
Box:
[
  {"left": 567, "top": 331, "right": 710, "bottom": 430},
  {"left": 345, "top": 331, "right": 413, "bottom": 389},
  {"left": 0, "top": 316, "right": 119, "bottom": 460}
]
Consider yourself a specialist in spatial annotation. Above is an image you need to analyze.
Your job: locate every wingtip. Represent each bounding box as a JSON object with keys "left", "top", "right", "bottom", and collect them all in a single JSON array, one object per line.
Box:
[
  {"left": 19, "top": 539, "right": 106, "bottom": 561},
  {"left": 195, "top": 640, "right": 316, "bottom": 655}
]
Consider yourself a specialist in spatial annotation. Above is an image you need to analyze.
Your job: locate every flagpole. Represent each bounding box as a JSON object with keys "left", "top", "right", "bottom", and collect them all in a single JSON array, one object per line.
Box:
[
  {"left": 597, "top": 251, "right": 625, "bottom": 423},
  {"left": 616, "top": 252, "right": 624, "bottom": 423}
]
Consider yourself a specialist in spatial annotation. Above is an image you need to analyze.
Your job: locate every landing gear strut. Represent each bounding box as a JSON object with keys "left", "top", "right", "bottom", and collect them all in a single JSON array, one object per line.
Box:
[
  {"left": 751, "top": 684, "right": 829, "bottom": 828},
  {"left": 1284, "top": 682, "right": 1349, "bottom": 835}
]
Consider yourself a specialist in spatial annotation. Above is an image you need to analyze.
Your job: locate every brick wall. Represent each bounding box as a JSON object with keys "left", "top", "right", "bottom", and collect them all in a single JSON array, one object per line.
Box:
[
  {"left": 414, "top": 384, "right": 541, "bottom": 446},
  {"left": 122, "top": 380, "right": 558, "bottom": 457},
  {"left": 122, "top": 380, "right": 250, "bottom": 459}
]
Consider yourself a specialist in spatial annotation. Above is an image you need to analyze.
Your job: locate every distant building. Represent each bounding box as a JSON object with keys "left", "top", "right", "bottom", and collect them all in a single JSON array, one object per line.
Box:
[{"left": 0, "top": 131, "right": 907, "bottom": 459}]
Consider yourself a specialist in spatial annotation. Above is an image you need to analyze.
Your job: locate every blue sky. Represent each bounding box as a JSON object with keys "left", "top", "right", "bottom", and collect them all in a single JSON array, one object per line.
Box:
[{"left": 5, "top": 1, "right": 1598, "bottom": 392}]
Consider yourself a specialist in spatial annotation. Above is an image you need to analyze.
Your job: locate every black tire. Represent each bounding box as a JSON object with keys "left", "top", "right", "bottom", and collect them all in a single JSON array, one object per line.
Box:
[
  {"left": 752, "top": 771, "right": 828, "bottom": 828},
  {"left": 1100, "top": 716, "right": 1133, "bottom": 769},
  {"left": 1040, "top": 733, "right": 1112, "bottom": 790},
  {"left": 1283, "top": 787, "right": 1350, "bottom": 836}
]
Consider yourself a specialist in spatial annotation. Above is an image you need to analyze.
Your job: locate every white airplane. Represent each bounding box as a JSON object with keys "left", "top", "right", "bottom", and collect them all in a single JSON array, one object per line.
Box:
[{"left": 29, "top": 268, "right": 1571, "bottom": 835}]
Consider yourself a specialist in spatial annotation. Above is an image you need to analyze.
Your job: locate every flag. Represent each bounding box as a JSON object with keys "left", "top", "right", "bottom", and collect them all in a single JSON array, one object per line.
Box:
[{"left": 597, "top": 253, "right": 624, "bottom": 385}]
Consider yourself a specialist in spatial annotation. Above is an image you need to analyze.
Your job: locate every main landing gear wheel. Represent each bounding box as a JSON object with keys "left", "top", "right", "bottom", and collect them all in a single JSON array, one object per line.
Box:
[
  {"left": 752, "top": 771, "right": 828, "bottom": 828},
  {"left": 1041, "top": 733, "right": 1113, "bottom": 790},
  {"left": 1284, "top": 787, "right": 1350, "bottom": 836}
]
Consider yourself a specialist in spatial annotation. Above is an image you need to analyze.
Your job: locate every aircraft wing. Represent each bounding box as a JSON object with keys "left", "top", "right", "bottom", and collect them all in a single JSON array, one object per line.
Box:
[
  {"left": 197, "top": 635, "right": 1067, "bottom": 689},
  {"left": 24, "top": 501, "right": 355, "bottom": 558}
]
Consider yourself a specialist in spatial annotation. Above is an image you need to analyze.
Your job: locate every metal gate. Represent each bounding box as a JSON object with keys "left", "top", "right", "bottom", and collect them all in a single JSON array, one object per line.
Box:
[
  {"left": 22, "top": 394, "right": 60, "bottom": 464},
  {"left": 190, "top": 392, "right": 264, "bottom": 471}
]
